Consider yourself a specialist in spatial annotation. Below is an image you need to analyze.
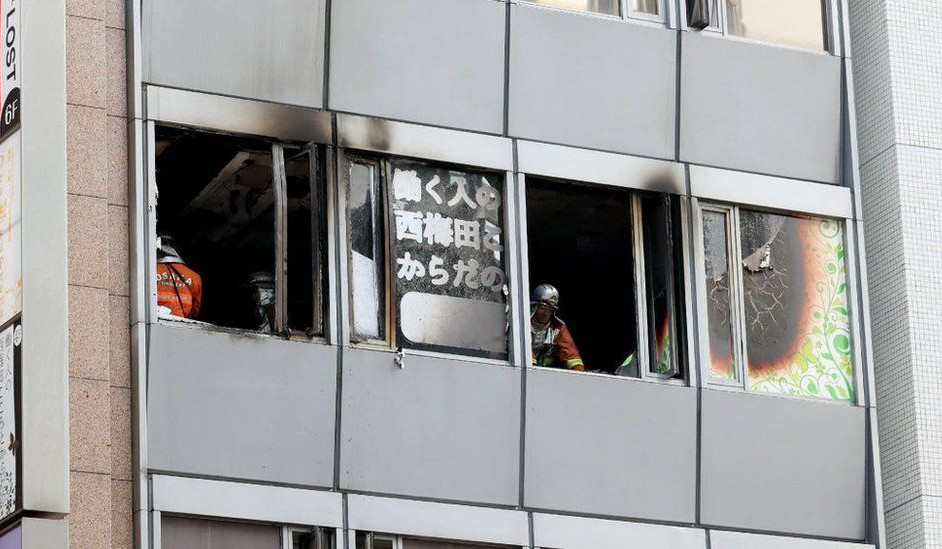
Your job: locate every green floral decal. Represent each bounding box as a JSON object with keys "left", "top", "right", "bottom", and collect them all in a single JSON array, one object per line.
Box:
[
  {"left": 654, "top": 332, "right": 671, "bottom": 374},
  {"left": 745, "top": 216, "right": 854, "bottom": 402}
]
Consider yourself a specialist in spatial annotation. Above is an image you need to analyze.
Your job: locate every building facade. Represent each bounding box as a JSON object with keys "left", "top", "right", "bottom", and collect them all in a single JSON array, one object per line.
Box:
[
  {"left": 7, "top": 0, "right": 941, "bottom": 547},
  {"left": 850, "top": 0, "right": 942, "bottom": 547}
]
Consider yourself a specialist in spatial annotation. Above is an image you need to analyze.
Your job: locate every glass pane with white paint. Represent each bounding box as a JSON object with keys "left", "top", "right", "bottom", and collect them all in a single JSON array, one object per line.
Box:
[{"left": 388, "top": 159, "right": 508, "bottom": 360}]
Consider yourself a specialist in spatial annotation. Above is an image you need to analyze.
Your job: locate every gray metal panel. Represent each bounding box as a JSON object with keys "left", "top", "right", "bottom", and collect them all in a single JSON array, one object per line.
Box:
[
  {"left": 346, "top": 495, "right": 530, "bottom": 546},
  {"left": 21, "top": 518, "right": 69, "bottom": 549},
  {"left": 710, "top": 529, "right": 874, "bottom": 549},
  {"left": 337, "top": 114, "right": 514, "bottom": 171},
  {"left": 524, "top": 369, "right": 697, "bottom": 522},
  {"left": 533, "top": 513, "right": 706, "bottom": 549},
  {"left": 143, "top": 0, "right": 325, "bottom": 108},
  {"left": 340, "top": 348, "right": 520, "bottom": 505},
  {"left": 680, "top": 33, "right": 842, "bottom": 184},
  {"left": 509, "top": 5, "right": 676, "bottom": 159},
  {"left": 147, "top": 324, "right": 337, "bottom": 487},
  {"left": 689, "top": 165, "right": 854, "bottom": 219},
  {"left": 21, "top": 0, "right": 69, "bottom": 515},
  {"left": 517, "top": 140, "right": 685, "bottom": 194},
  {"left": 701, "top": 389, "right": 867, "bottom": 540},
  {"left": 329, "top": 0, "right": 505, "bottom": 134},
  {"left": 145, "top": 87, "right": 332, "bottom": 144}
]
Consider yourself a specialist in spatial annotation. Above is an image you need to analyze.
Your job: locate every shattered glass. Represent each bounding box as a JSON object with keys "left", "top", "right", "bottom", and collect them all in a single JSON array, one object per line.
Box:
[
  {"left": 348, "top": 161, "right": 384, "bottom": 340},
  {"left": 701, "top": 210, "right": 737, "bottom": 381},
  {"left": 740, "top": 210, "right": 854, "bottom": 401}
]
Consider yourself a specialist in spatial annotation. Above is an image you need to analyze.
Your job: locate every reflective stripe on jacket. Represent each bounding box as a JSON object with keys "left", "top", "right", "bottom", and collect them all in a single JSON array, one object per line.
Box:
[{"left": 532, "top": 318, "right": 584, "bottom": 371}]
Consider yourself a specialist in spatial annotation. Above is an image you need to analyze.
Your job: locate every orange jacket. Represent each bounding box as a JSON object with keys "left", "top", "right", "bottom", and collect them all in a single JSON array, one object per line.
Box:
[
  {"left": 157, "top": 263, "right": 202, "bottom": 319},
  {"left": 532, "top": 319, "right": 584, "bottom": 371}
]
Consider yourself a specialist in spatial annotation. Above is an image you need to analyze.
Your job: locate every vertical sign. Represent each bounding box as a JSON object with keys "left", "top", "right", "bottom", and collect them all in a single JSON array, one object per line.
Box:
[
  {"left": 0, "top": 319, "right": 18, "bottom": 520},
  {"left": 0, "top": 0, "right": 18, "bottom": 330},
  {"left": 0, "top": 0, "right": 18, "bottom": 141},
  {"left": 0, "top": 134, "right": 18, "bottom": 327}
]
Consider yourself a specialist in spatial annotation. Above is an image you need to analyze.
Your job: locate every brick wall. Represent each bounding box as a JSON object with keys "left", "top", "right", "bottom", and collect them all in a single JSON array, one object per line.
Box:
[{"left": 65, "top": 0, "right": 132, "bottom": 547}]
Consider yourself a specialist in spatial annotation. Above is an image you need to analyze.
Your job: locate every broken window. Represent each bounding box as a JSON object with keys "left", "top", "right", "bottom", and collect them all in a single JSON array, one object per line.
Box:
[
  {"left": 154, "top": 126, "right": 326, "bottom": 337},
  {"left": 347, "top": 157, "right": 386, "bottom": 341},
  {"left": 700, "top": 207, "right": 739, "bottom": 383},
  {"left": 344, "top": 154, "right": 509, "bottom": 360},
  {"left": 697, "top": 205, "right": 855, "bottom": 402},
  {"left": 526, "top": 178, "right": 685, "bottom": 379}
]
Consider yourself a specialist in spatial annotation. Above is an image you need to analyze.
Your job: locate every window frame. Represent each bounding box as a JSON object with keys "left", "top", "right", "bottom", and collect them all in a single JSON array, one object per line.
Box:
[
  {"left": 147, "top": 122, "right": 330, "bottom": 341},
  {"left": 693, "top": 199, "right": 859, "bottom": 404},
  {"left": 685, "top": 0, "right": 839, "bottom": 55},
  {"left": 338, "top": 149, "right": 516, "bottom": 364},
  {"left": 520, "top": 173, "right": 687, "bottom": 385}
]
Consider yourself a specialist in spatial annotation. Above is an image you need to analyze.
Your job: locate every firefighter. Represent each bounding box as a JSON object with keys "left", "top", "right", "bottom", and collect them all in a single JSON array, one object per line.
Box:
[
  {"left": 530, "top": 284, "right": 585, "bottom": 371},
  {"left": 156, "top": 235, "right": 202, "bottom": 319},
  {"left": 248, "top": 271, "right": 276, "bottom": 333}
]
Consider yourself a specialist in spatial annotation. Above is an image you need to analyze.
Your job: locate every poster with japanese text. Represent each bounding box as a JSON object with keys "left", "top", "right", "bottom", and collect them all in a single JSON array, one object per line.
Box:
[
  {"left": 389, "top": 160, "right": 508, "bottom": 358},
  {"left": 0, "top": 318, "right": 19, "bottom": 519},
  {"left": 0, "top": 0, "right": 19, "bottom": 141}
]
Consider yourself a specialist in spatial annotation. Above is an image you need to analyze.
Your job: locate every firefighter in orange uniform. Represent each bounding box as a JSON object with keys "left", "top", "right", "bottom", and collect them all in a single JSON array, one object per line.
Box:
[
  {"left": 156, "top": 236, "right": 202, "bottom": 319},
  {"left": 530, "top": 284, "right": 585, "bottom": 371}
]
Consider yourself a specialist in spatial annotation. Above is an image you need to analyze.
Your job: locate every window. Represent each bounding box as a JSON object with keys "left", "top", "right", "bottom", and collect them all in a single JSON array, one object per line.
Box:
[
  {"left": 525, "top": 178, "right": 685, "bottom": 380},
  {"left": 698, "top": 205, "right": 855, "bottom": 402},
  {"left": 527, "top": 0, "right": 621, "bottom": 17},
  {"left": 160, "top": 516, "right": 334, "bottom": 549},
  {"left": 688, "top": 0, "right": 827, "bottom": 51},
  {"left": 344, "top": 154, "right": 509, "bottom": 360},
  {"left": 525, "top": 0, "right": 661, "bottom": 19},
  {"left": 154, "top": 126, "right": 327, "bottom": 337},
  {"left": 726, "top": 0, "right": 826, "bottom": 50},
  {"left": 292, "top": 528, "right": 336, "bottom": 549},
  {"left": 162, "top": 516, "right": 281, "bottom": 549},
  {"left": 355, "top": 533, "right": 510, "bottom": 549}
]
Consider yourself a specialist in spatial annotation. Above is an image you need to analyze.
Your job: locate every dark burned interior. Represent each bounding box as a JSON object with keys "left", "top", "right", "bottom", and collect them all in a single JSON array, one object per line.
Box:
[
  {"left": 155, "top": 126, "right": 320, "bottom": 333},
  {"left": 526, "top": 178, "right": 639, "bottom": 374}
]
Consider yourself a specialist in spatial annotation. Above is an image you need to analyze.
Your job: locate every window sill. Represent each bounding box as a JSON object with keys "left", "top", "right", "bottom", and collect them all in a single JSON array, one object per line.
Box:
[{"left": 156, "top": 315, "right": 330, "bottom": 347}]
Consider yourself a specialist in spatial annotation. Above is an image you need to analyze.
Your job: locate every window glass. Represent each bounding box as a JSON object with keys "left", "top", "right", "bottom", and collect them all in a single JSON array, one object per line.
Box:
[
  {"left": 739, "top": 211, "right": 853, "bottom": 401},
  {"left": 162, "top": 516, "right": 280, "bottom": 549},
  {"left": 526, "top": 180, "right": 638, "bottom": 376},
  {"left": 527, "top": 0, "right": 620, "bottom": 16},
  {"left": 348, "top": 160, "right": 385, "bottom": 341},
  {"left": 389, "top": 160, "right": 508, "bottom": 359},
  {"left": 726, "top": 0, "right": 826, "bottom": 50},
  {"left": 701, "top": 209, "right": 738, "bottom": 382},
  {"left": 293, "top": 528, "right": 334, "bottom": 549},
  {"left": 633, "top": 0, "right": 659, "bottom": 15},
  {"left": 641, "top": 194, "right": 680, "bottom": 377},
  {"left": 404, "top": 538, "right": 507, "bottom": 549},
  {"left": 284, "top": 147, "right": 320, "bottom": 334},
  {"left": 155, "top": 127, "right": 276, "bottom": 332}
]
